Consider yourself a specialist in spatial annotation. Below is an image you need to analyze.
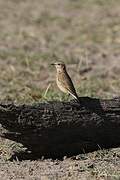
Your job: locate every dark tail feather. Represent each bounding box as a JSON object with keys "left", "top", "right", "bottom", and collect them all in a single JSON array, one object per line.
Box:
[
  {"left": 76, "top": 96, "right": 81, "bottom": 104},
  {"left": 71, "top": 93, "right": 81, "bottom": 104}
]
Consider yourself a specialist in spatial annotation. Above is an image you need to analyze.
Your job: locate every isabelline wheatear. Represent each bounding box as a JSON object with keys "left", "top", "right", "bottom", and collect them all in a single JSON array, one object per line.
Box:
[{"left": 51, "top": 62, "right": 80, "bottom": 103}]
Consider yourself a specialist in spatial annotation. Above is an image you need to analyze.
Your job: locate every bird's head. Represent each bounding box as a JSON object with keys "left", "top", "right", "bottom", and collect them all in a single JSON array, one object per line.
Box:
[{"left": 51, "top": 61, "right": 66, "bottom": 72}]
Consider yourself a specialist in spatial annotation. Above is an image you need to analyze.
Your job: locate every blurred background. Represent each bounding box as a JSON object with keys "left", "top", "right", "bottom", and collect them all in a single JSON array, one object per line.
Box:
[
  {"left": 0, "top": 0, "right": 120, "bottom": 103},
  {"left": 0, "top": 1, "right": 120, "bottom": 178}
]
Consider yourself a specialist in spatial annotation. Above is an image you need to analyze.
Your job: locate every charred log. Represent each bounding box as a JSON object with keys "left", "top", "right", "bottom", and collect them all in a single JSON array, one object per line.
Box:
[{"left": 0, "top": 97, "right": 120, "bottom": 158}]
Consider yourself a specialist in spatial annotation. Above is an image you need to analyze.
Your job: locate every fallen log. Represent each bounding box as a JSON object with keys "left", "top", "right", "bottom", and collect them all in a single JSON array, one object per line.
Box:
[{"left": 0, "top": 97, "right": 120, "bottom": 158}]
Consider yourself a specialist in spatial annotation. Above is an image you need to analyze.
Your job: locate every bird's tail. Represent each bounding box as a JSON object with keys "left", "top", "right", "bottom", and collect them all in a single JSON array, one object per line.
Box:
[
  {"left": 75, "top": 95, "right": 81, "bottom": 104},
  {"left": 70, "top": 93, "right": 80, "bottom": 104}
]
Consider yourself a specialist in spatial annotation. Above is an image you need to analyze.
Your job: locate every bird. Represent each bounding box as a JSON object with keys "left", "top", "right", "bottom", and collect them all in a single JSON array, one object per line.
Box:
[{"left": 51, "top": 61, "right": 80, "bottom": 103}]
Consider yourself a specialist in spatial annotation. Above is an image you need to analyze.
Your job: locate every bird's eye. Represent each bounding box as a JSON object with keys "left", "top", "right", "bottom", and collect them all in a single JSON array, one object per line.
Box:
[{"left": 58, "top": 64, "right": 60, "bottom": 65}]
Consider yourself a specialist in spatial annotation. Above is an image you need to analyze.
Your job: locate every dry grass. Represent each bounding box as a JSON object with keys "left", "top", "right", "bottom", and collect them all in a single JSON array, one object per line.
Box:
[{"left": 0, "top": 0, "right": 120, "bottom": 179}]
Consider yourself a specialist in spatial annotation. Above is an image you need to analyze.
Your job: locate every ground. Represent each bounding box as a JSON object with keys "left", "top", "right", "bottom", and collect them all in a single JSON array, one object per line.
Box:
[{"left": 0, "top": 0, "right": 120, "bottom": 179}]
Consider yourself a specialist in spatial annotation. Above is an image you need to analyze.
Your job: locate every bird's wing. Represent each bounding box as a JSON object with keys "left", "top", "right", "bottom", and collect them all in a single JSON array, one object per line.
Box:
[{"left": 58, "top": 72, "right": 78, "bottom": 99}]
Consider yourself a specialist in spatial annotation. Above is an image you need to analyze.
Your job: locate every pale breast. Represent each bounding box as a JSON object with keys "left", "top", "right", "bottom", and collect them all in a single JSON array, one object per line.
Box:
[{"left": 56, "top": 76, "right": 68, "bottom": 93}]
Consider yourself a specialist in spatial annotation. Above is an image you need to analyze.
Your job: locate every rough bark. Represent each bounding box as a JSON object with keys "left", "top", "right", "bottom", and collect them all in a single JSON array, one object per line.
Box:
[{"left": 0, "top": 97, "right": 120, "bottom": 158}]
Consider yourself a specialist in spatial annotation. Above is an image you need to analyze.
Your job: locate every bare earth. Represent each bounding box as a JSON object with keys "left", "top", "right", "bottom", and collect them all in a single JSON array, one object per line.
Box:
[{"left": 0, "top": 0, "right": 120, "bottom": 179}]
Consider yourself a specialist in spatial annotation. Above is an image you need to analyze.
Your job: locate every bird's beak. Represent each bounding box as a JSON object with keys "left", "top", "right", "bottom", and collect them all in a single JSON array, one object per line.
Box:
[{"left": 51, "top": 63, "right": 55, "bottom": 65}]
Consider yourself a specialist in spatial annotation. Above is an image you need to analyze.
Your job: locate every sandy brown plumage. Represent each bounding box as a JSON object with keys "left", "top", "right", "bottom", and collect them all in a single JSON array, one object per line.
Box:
[{"left": 51, "top": 62, "right": 80, "bottom": 103}]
